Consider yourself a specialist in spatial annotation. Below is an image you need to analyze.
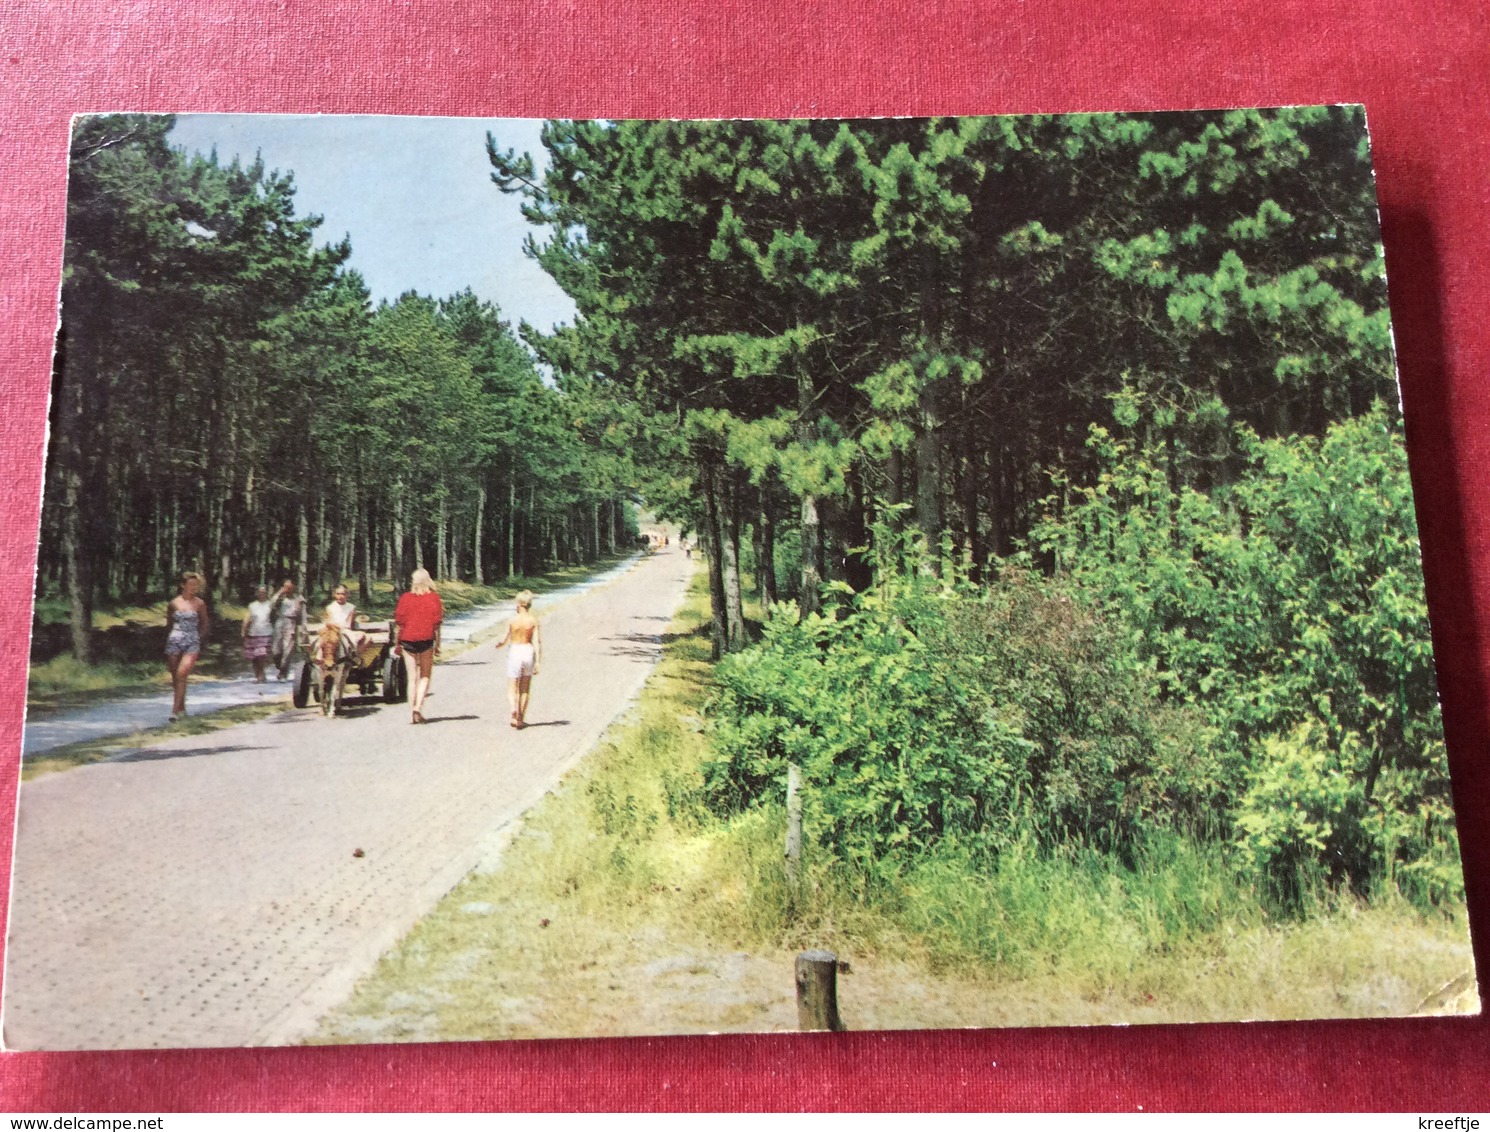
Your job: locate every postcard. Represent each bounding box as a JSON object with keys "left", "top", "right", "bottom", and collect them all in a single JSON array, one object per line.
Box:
[{"left": 4, "top": 108, "right": 1476, "bottom": 1050}]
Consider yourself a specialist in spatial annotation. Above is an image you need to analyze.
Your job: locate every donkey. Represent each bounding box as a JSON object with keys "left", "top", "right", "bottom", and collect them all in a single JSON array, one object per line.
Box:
[{"left": 311, "top": 622, "right": 357, "bottom": 717}]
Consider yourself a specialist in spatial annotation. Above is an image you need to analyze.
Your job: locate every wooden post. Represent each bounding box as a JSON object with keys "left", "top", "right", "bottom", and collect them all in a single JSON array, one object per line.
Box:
[
  {"left": 795, "top": 950, "right": 845, "bottom": 1031},
  {"left": 785, "top": 762, "right": 803, "bottom": 883}
]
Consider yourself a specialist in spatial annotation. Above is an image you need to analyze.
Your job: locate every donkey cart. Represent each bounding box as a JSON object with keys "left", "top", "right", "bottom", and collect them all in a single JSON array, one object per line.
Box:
[{"left": 291, "top": 620, "right": 408, "bottom": 716}]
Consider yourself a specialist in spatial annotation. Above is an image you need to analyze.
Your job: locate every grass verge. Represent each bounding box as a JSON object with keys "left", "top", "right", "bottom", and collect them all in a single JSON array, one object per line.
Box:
[{"left": 312, "top": 574, "right": 1476, "bottom": 1044}]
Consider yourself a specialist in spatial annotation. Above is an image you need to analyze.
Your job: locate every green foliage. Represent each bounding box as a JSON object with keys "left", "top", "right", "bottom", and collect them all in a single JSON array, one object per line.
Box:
[
  {"left": 705, "top": 397, "right": 1456, "bottom": 910},
  {"left": 1232, "top": 725, "right": 1362, "bottom": 906},
  {"left": 1033, "top": 398, "right": 1459, "bottom": 903},
  {"left": 496, "top": 108, "right": 1400, "bottom": 658},
  {"left": 705, "top": 524, "right": 1206, "bottom": 875},
  {"left": 45, "top": 115, "right": 635, "bottom": 638}
]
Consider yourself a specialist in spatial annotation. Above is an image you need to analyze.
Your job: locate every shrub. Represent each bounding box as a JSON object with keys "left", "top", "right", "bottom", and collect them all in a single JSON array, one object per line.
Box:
[
  {"left": 1033, "top": 398, "right": 1459, "bottom": 901},
  {"left": 705, "top": 532, "right": 1207, "bottom": 874}
]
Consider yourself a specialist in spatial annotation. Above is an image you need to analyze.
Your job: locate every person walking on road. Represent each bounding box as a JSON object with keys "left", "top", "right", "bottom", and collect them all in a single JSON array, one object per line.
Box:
[
  {"left": 394, "top": 568, "right": 443, "bottom": 725},
  {"left": 270, "top": 580, "right": 307, "bottom": 680},
  {"left": 241, "top": 585, "right": 274, "bottom": 683},
  {"left": 165, "top": 572, "right": 210, "bottom": 722},
  {"left": 494, "top": 590, "right": 542, "bottom": 729}
]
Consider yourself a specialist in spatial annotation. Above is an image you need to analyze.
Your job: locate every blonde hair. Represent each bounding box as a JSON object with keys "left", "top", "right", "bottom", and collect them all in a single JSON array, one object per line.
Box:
[
  {"left": 179, "top": 571, "right": 202, "bottom": 593},
  {"left": 410, "top": 568, "right": 435, "bottom": 595},
  {"left": 515, "top": 589, "right": 534, "bottom": 611}
]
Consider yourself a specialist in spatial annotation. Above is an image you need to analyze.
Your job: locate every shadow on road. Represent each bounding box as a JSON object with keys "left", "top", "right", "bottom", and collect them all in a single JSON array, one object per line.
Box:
[
  {"left": 604, "top": 628, "right": 700, "bottom": 657},
  {"left": 417, "top": 714, "right": 481, "bottom": 725},
  {"left": 310, "top": 702, "right": 385, "bottom": 720},
  {"left": 518, "top": 719, "right": 570, "bottom": 729},
  {"left": 603, "top": 632, "right": 667, "bottom": 659},
  {"left": 113, "top": 744, "right": 271, "bottom": 763}
]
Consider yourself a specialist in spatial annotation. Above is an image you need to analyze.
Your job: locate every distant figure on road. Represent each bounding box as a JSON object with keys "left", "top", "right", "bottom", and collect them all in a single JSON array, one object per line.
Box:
[
  {"left": 394, "top": 568, "right": 443, "bottom": 725},
  {"left": 165, "top": 571, "right": 210, "bottom": 723},
  {"left": 494, "top": 590, "right": 542, "bottom": 729},
  {"left": 241, "top": 585, "right": 274, "bottom": 684},
  {"left": 270, "top": 579, "right": 307, "bottom": 681}
]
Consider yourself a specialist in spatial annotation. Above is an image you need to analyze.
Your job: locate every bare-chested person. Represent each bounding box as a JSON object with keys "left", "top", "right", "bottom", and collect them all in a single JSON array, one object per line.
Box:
[{"left": 493, "top": 590, "right": 542, "bottom": 729}]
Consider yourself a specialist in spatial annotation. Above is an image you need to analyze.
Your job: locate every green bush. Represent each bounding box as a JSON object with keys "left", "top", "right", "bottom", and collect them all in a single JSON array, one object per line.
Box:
[
  {"left": 707, "top": 399, "right": 1458, "bottom": 908},
  {"left": 1033, "top": 397, "right": 1459, "bottom": 901},
  {"left": 705, "top": 530, "right": 1206, "bottom": 874}
]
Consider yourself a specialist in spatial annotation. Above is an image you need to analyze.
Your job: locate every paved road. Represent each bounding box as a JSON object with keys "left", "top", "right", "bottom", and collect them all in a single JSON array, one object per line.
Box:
[
  {"left": 2, "top": 547, "right": 695, "bottom": 1050},
  {"left": 20, "top": 553, "right": 644, "bottom": 757}
]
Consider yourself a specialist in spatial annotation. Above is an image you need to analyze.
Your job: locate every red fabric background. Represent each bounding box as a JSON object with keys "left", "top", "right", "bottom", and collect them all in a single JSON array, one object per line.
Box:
[{"left": 2, "top": 0, "right": 1488, "bottom": 1112}]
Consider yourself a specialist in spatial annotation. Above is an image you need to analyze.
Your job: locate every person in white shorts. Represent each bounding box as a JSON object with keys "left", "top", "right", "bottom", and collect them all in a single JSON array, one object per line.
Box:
[{"left": 493, "top": 590, "right": 542, "bottom": 729}]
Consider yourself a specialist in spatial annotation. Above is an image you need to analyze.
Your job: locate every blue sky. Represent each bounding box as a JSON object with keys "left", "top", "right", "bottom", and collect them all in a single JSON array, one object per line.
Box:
[{"left": 168, "top": 114, "right": 577, "bottom": 334}]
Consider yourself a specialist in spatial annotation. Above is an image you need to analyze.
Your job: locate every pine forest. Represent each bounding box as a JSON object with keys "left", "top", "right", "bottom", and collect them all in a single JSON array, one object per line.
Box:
[{"left": 40, "top": 107, "right": 1465, "bottom": 974}]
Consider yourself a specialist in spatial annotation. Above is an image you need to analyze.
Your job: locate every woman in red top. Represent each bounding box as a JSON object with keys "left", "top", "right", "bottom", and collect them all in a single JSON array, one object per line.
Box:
[{"left": 394, "top": 567, "right": 443, "bottom": 724}]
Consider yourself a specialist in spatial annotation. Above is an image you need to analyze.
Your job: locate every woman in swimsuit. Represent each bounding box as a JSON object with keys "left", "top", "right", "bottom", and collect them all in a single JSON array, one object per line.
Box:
[
  {"left": 393, "top": 568, "right": 443, "bottom": 725},
  {"left": 494, "top": 590, "right": 542, "bottom": 729},
  {"left": 165, "top": 571, "right": 210, "bottom": 722}
]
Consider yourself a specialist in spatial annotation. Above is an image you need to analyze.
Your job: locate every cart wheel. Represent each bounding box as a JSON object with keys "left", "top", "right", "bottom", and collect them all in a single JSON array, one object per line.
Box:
[
  {"left": 293, "top": 661, "right": 313, "bottom": 708},
  {"left": 383, "top": 652, "right": 408, "bottom": 704}
]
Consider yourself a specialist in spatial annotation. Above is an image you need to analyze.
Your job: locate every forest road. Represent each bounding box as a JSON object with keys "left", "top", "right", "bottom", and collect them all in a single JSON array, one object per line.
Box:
[{"left": 2, "top": 546, "right": 697, "bottom": 1050}]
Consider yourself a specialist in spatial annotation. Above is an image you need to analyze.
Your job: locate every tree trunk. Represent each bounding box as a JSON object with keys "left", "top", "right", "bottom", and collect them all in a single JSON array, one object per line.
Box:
[
  {"left": 719, "top": 469, "right": 746, "bottom": 651},
  {"left": 170, "top": 498, "right": 180, "bottom": 587},
  {"left": 391, "top": 481, "right": 405, "bottom": 585},
  {"left": 60, "top": 458, "right": 92, "bottom": 662},
  {"left": 195, "top": 486, "right": 212, "bottom": 602},
  {"left": 296, "top": 502, "right": 310, "bottom": 597},
  {"left": 701, "top": 463, "right": 729, "bottom": 659},
  {"left": 757, "top": 506, "right": 777, "bottom": 608},
  {"left": 796, "top": 369, "right": 823, "bottom": 617},
  {"left": 242, "top": 464, "right": 257, "bottom": 588},
  {"left": 315, "top": 495, "right": 329, "bottom": 592},
  {"left": 841, "top": 465, "right": 872, "bottom": 592},
  {"left": 915, "top": 380, "right": 942, "bottom": 551},
  {"left": 337, "top": 509, "right": 351, "bottom": 587},
  {"left": 916, "top": 239, "right": 947, "bottom": 558},
  {"left": 150, "top": 494, "right": 163, "bottom": 598},
  {"left": 214, "top": 498, "right": 231, "bottom": 603},
  {"left": 961, "top": 412, "right": 982, "bottom": 582},
  {"left": 54, "top": 329, "right": 93, "bottom": 661},
  {"left": 358, "top": 486, "right": 373, "bottom": 603},
  {"left": 506, "top": 481, "right": 517, "bottom": 580},
  {"left": 472, "top": 483, "right": 486, "bottom": 584}
]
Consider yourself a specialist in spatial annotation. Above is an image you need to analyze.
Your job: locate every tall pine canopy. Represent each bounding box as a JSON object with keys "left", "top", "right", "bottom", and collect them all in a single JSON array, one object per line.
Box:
[
  {"left": 491, "top": 108, "right": 1396, "bottom": 651},
  {"left": 43, "top": 114, "right": 635, "bottom": 660}
]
